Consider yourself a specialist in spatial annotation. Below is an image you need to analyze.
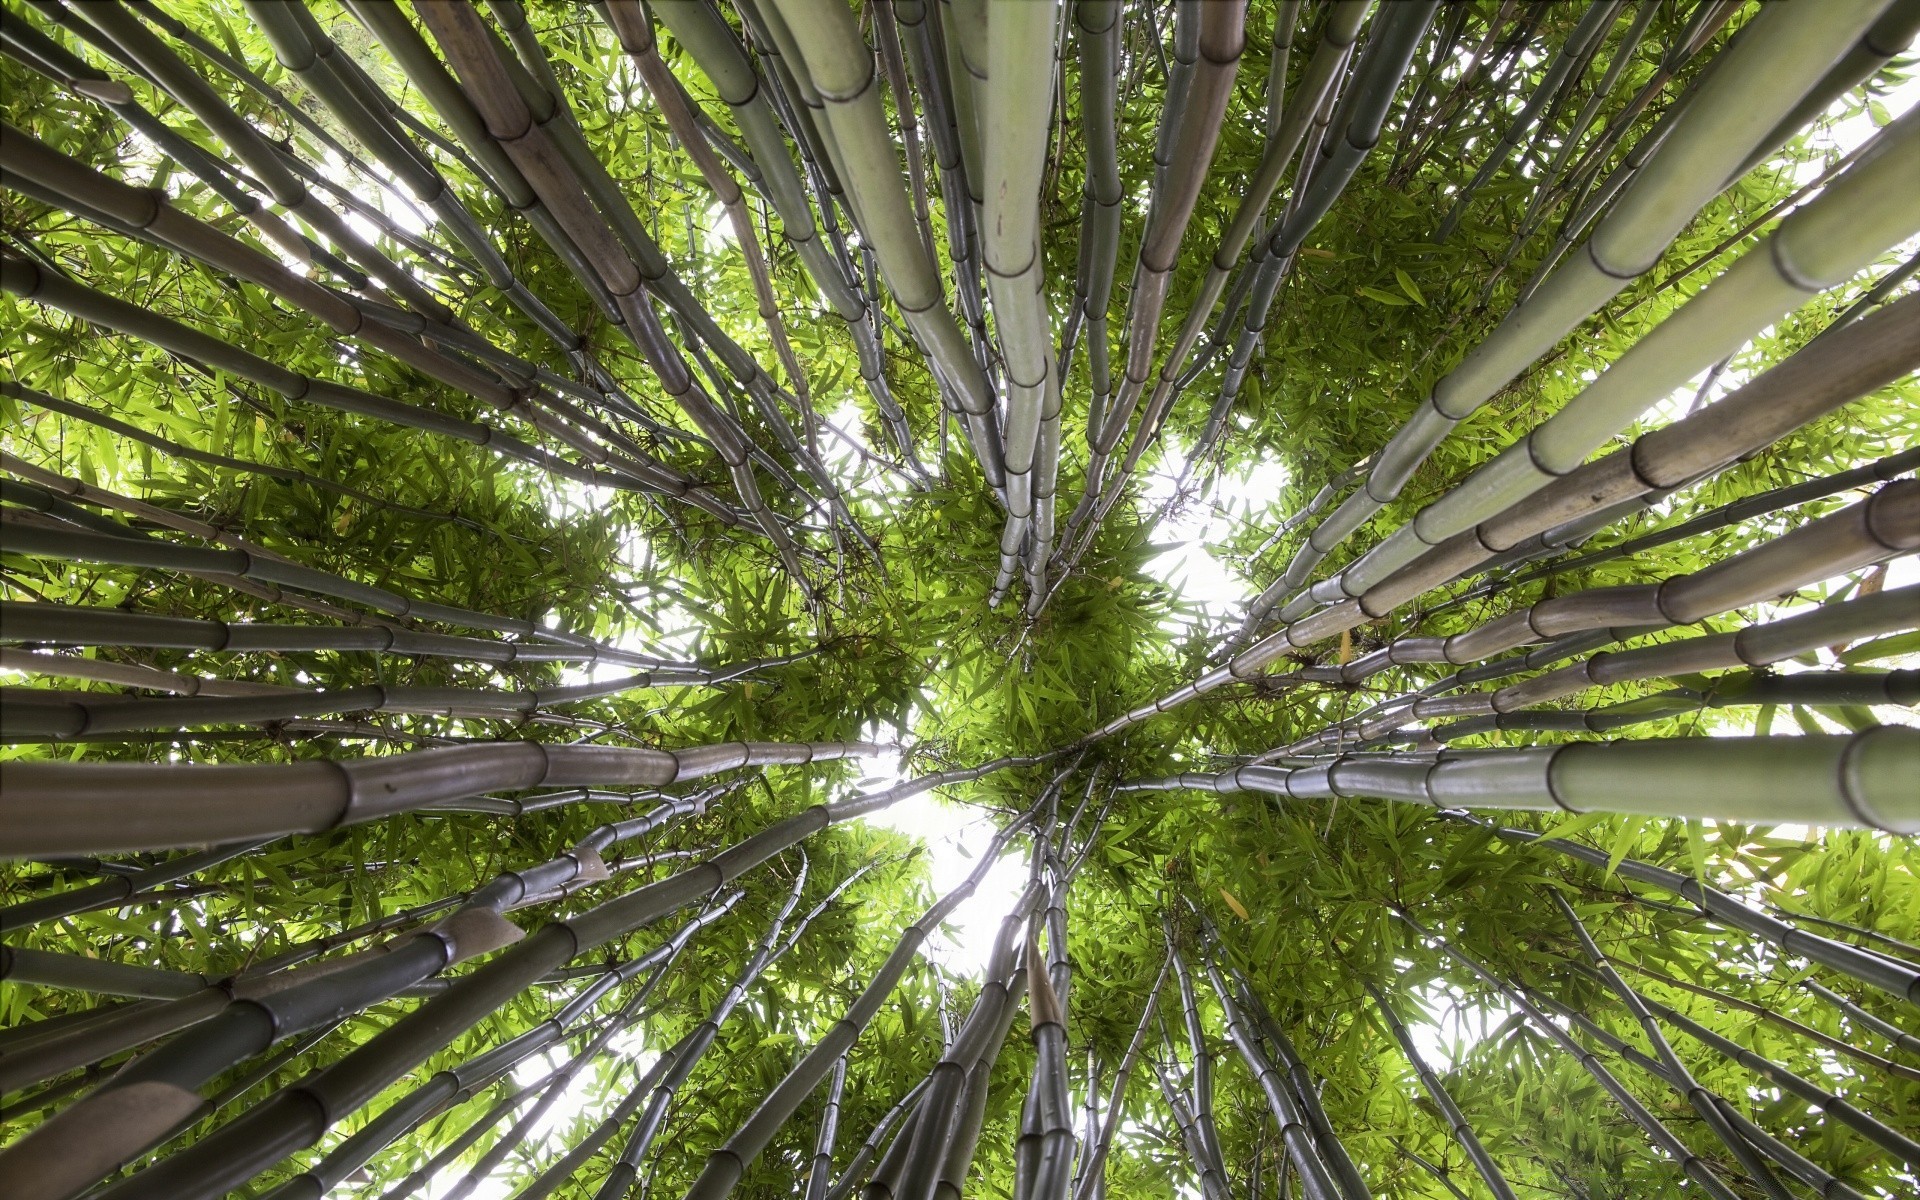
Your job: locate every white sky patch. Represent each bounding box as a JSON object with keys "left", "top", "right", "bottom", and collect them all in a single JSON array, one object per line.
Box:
[
  {"left": 1139, "top": 438, "right": 1291, "bottom": 635},
  {"left": 851, "top": 734, "right": 1030, "bottom": 977},
  {"left": 1402, "top": 976, "right": 1522, "bottom": 1073}
]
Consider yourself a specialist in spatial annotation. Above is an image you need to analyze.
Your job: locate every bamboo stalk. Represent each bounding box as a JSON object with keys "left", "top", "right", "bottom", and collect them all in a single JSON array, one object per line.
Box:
[
  {"left": 1090, "top": 476, "right": 1920, "bottom": 744},
  {"left": 1198, "top": 961, "right": 1340, "bottom": 1200},
  {"left": 66, "top": 1, "right": 452, "bottom": 320},
  {"left": 1252, "top": 0, "right": 1894, "bottom": 617},
  {"left": 1069, "top": 951, "right": 1171, "bottom": 1200},
  {"left": 680, "top": 800, "right": 1041, "bottom": 1200},
  {"left": 0, "top": 739, "right": 878, "bottom": 855},
  {"left": 1526, "top": 991, "right": 1871, "bottom": 1200},
  {"left": 1434, "top": 2, "right": 1624, "bottom": 244},
  {"left": 764, "top": 0, "right": 1004, "bottom": 489},
  {"left": 1396, "top": 910, "right": 1745, "bottom": 1200},
  {"left": 1363, "top": 983, "right": 1515, "bottom": 1200},
  {"left": 1560, "top": 957, "right": 1920, "bottom": 1166},
  {"left": 1446, "top": 813, "right": 1920, "bottom": 1006},
  {"left": 1553, "top": 892, "right": 1797, "bottom": 1199},
  {"left": 1122, "top": 725, "right": 1920, "bottom": 833}
]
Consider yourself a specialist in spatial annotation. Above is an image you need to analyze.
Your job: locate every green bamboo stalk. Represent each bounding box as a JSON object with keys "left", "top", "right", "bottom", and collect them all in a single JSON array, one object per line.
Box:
[
  {"left": 981, "top": 0, "right": 1061, "bottom": 604},
  {"left": 763, "top": 0, "right": 1003, "bottom": 488},
  {"left": 1340, "top": 111, "right": 1920, "bottom": 599},
  {"left": 1123, "top": 725, "right": 1919, "bottom": 832},
  {"left": 1362, "top": 982, "right": 1516, "bottom": 1200},
  {"left": 1296, "top": 291, "right": 1920, "bottom": 637}
]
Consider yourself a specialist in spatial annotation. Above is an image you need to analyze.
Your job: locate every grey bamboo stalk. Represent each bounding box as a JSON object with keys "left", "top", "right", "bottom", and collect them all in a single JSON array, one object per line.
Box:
[
  {"left": 67, "top": 0, "right": 451, "bottom": 320},
  {"left": 1552, "top": 892, "right": 1798, "bottom": 1200},
  {"left": 1087, "top": 475, "right": 1920, "bottom": 745},
  {"left": 0, "top": 256, "right": 693, "bottom": 506},
  {"left": 0, "top": 476, "right": 697, "bottom": 659},
  {"left": 1170, "top": 944, "right": 1228, "bottom": 1179},
  {"left": 1802, "top": 978, "right": 1920, "bottom": 1059},
  {"left": 408, "top": 0, "right": 817, "bottom": 581},
  {"left": 1063, "top": 0, "right": 1121, "bottom": 438},
  {"left": 1199, "top": 961, "right": 1340, "bottom": 1200},
  {"left": 1013, "top": 933, "right": 1075, "bottom": 1200},
  {"left": 1428, "top": 443, "right": 1920, "bottom": 621},
  {"left": 0, "top": 122, "right": 698, "bottom": 496},
  {"left": 763, "top": 0, "right": 1004, "bottom": 488},
  {"left": 1313, "top": 583, "right": 1920, "bottom": 752},
  {"left": 1525, "top": 992, "right": 1872, "bottom": 1200},
  {"left": 597, "top": 3, "right": 814, "bottom": 426},
  {"left": 1151, "top": 1053, "right": 1231, "bottom": 1200},
  {"left": 803, "top": 1057, "right": 850, "bottom": 1200},
  {"left": 0, "top": 739, "right": 877, "bottom": 855},
  {"left": 680, "top": 802, "right": 1042, "bottom": 1200},
  {"left": 0, "top": 599, "right": 705, "bottom": 674},
  {"left": 1434, "top": 2, "right": 1624, "bottom": 243},
  {"left": 1362, "top": 983, "right": 1515, "bottom": 1200},
  {"left": 825, "top": 1079, "right": 935, "bottom": 1200},
  {"left": 0, "top": 383, "right": 481, "bottom": 532},
  {"left": 40, "top": 758, "right": 1016, "bottom": 1200},
  {"left": 1066, "top": 0, "right": 1249, "bottom": 539},
  {"left": 1154, "top": 0, "right": 1367, "bottom": 421},
  {"left": 280, "top": 898, "right": 744, "bottom": 1198},
  {"left": 1395, "top": 910, "right": 1745, "bottom": 1200},
  {"left": 0, "top": 840, "right": 262, "bottom": 931},
  {"left": 1250, "top": 0, "right": 1895, "bottom": 624},
  {"left": 589, "top": 856, "right": 885, "bottom": 1199},
  {"left": 1609, "top": 963, "right": 1920, "bottom": 1083},
  {"left": 1442, "top": 812, "right": 1920, "bottom": 1006},
  {"left": 1070, "top": 0, "right": 1433, "bottom": 577},
  {"left": 1070, "top": 951, "right": 1172, "bottom": 1200}
]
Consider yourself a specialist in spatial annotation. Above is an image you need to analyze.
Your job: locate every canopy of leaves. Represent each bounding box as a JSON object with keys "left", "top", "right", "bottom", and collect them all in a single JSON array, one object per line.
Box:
[{"left": 1, "top": 2, "right": 1916, "bottom": 1200}]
